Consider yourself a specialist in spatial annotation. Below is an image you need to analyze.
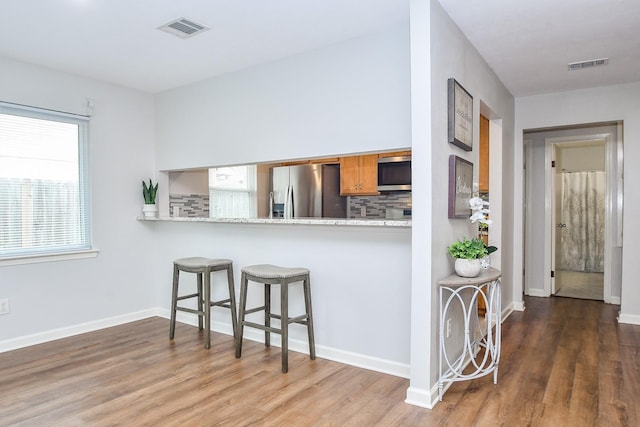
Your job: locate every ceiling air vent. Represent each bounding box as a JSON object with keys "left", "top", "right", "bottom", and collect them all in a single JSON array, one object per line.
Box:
[
  {"left": 568, "top": 58, "right": 609, "bottom": 71},
  {"left": 158, "top": 18, "right": 209, "bottom": 39}
]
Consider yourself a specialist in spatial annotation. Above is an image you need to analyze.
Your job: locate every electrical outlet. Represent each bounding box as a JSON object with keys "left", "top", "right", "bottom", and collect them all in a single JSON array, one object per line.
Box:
[
  {"left": 446, "top": 318, "right": 452, "bottom": 338},
  {"left": 0, "top": 299, "right": 9, "bottom": 315},
  {"left": 360, "top": 207, "right": 366, "bottom": 217}
]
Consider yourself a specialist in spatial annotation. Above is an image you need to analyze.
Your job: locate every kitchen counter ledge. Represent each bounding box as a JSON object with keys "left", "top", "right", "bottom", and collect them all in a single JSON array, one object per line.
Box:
[{"left": 137, "top": 216, "right": 411, "bottom": 228}]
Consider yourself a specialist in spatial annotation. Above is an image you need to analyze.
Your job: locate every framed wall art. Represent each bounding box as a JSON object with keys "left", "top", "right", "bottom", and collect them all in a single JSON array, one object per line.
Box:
[
  {"left": 448, "top": 155, "right": 473, "bottom": 219},
  {"left": 447, "top": 78, "right": 473, "bottom": 151}
]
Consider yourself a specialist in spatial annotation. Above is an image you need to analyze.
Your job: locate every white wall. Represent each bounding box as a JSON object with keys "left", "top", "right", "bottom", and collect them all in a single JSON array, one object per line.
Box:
[
  {"left": 169, "top": 170, "right": 209, "bottom": 195},
  {"left": 154, "top": 23, "right": 411, "bottom": 170},
  {"left": 152, "top": 25, "right": 415, "bottom": 375},
  {"left": 0, "top": 57, "right": 158, "bottom": 344},
  {"left": 406, "top": 0, "right": 432, "bottom": 407},
  {"left": 423, "top": 0, "right": 515, "bottom": 400},
  {"left": 152, "top": 222, "right": 411, "bottom": 368},
  {"left": 559, "top": 145, "right": 606, "bottom": 171},
  {"left": 515, "top": 82, "right": 640, "bottom": 324}
]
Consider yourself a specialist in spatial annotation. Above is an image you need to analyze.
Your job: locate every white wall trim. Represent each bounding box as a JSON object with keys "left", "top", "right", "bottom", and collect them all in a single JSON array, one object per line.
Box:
[
  {"left": 0, "top": 249, "right": 100, "bottom": 267},
  {"left": 512, "top": 299, "right": 526, "bottom": 311},
  {"left": 405, "top": 385, "right": 437, "bottom": 409},
  {"left": 610, "top": 296, "right": 621, "bottom": 305},
  {"left": 158, "top": 308, "right": 411, "bottom": 378},
  {"left": 501, "top": 302, "right": 515, "bottom": 321},
  {"left": 526, "top": 289, "right": 549, "bottom": 298},
  {"left": 3, "top": 308, "right": 411, "bottom": 380},
  {"left": 0, "top": 308, "right": 159, "bottom": 353},
  {"left": 618, "top": 312, "right": 640, "bottom": 325}
]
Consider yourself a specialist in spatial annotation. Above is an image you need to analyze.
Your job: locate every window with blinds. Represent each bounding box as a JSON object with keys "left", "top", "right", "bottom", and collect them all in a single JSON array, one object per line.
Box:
[{"left": 0, "top": 102, "right": 91, "bottom": 259}]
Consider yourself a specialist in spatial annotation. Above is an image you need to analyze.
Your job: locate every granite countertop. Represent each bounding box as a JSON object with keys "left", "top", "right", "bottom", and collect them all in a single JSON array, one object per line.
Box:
[{"left": 137, "top": 216, "right": 411, "bottom": 228}]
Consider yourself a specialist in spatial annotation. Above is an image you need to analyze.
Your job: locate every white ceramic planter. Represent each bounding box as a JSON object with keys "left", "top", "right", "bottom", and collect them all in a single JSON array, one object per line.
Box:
[
  {"left": 454, "top": 258, "right": 481, "bottom": 278},
  {"left": 142, "top": 204, "right": 158, "bottom": 218}
]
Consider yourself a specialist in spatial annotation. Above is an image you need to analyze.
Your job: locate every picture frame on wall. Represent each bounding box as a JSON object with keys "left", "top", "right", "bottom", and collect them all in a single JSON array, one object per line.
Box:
[
  {"left": 448, "top": 78, "right": 473, "bottom": 151},
  {"left": 448, "top": 155, "right": 473, "bottom": 219}
]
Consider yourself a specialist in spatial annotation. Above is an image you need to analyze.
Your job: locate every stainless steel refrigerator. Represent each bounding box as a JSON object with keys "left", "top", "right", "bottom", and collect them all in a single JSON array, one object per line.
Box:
[{"left": 270, "top": 164, "right": 346, "bottom": 218}]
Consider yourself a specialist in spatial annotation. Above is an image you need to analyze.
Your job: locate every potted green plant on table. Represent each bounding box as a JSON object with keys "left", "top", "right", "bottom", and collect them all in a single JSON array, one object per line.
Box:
[
  {"left": 142, "top": 179, "right": 158, "bottom": 218},
  {"left": 447, "top": 237, "right": 488, "bottom": 278}
]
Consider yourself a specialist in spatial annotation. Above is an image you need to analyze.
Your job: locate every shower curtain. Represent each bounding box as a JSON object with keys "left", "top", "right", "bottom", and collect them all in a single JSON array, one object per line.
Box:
[{"left": 558, "top": 171, "right": 605, "bottom": 272}]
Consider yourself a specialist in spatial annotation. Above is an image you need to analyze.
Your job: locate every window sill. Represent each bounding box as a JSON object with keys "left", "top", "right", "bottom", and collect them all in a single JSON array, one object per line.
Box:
[{"left": 0, "top": 249, "right": 100, "bottom": 267}]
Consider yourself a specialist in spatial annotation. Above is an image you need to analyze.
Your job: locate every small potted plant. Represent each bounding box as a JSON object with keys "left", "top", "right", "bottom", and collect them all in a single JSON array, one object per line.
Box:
[
  {"left": 142, "top": 178, "right": 158, "bottom": 218},
  {"left": 447, "top": 237, "right": 488, "bottom": 277}
]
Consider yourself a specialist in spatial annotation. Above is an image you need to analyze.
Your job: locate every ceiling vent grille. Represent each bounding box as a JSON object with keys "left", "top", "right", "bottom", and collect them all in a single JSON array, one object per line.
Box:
[
  {"left": 158, "top": 18, "right": 209, "bottom": 39},
  {"left": 568, "top": 58, "right": 609, "bottom": 71}
]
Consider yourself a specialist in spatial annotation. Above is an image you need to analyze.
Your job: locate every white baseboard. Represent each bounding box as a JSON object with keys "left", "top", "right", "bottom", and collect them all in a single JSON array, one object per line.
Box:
[
  {"left": 157, "top": 308, "right": 411, "bottom": 379},
  {"left": 618, "top": 312, "right": 640, "bottom": 325},
  {"left": 5, "top": 307, "right": 404, "bottom": 372},
  {"left": 0, "top": 308, "right": 159, "bottom": 353},
  {"left": 610, "top": 296, "right": 621, "bottom": 305},
  {"left": 501, "top": 302, "right": 515, "bottom": 322},
  {"left": 512, "top": 300, "right": 526, "bottom": 311},
  {"left": 526, "top": 289, "right": 549, "bottom": 298},
  {"left": 312, "top": 343, "right": 410, "bottom": 379},
  {"left": 405, "top": 385, "right": 437, "bottom": 409}
]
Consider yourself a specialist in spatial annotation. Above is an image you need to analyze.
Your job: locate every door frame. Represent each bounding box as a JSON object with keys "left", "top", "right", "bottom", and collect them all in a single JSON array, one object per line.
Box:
[{"left": 543, "top": 133, "right": 614, "bottom": 302}]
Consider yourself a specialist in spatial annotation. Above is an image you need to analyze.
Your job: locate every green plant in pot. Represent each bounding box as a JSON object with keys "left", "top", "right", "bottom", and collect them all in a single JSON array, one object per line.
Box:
[
  {"left": 447, "top": 237, "right": 488, "bottom": 277},
  {"left": 142, "top": 179, "right": 158, "bottom": 218}
]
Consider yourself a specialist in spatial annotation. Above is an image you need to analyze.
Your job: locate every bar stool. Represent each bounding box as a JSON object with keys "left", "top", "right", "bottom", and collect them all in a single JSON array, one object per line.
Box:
[
  {"left": 169, "top": 257, "right": 238, "bottom": 349},
  {"left": 235, "top": 264, "right": 316, "bottom": 373}
]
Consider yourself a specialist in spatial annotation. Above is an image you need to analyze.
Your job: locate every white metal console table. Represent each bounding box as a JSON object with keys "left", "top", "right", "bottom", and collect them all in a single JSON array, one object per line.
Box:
[{"left": 438, "top": 267, "right": 502, "bottom": 401}]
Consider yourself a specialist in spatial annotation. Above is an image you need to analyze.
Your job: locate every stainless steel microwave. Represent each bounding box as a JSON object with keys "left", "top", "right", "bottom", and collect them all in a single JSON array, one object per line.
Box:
[{"left": 377, "top": 156, "right": 411, "bottom": 191}]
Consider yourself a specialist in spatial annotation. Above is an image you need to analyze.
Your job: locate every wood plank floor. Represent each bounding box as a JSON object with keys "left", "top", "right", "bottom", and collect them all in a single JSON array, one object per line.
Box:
[{"left": 1, "top": 296, "right": 638, "bottom": 426}]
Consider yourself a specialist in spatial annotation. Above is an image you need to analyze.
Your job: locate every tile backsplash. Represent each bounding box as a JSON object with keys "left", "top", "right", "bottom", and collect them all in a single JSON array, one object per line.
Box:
[
  {"left": 169, "top": 192, "right": 411, "bottom": 219},
  {"left": 349, "top": 192, "right": 412, "bottom": 219},
  {"left": 169, "top": 194, "right": 209, "bottom": 217}
]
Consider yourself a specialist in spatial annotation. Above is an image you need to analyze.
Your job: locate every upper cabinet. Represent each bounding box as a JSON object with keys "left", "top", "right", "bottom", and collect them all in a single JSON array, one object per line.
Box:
[
  {"left": 340, "top": 154, "right": 380, "bottom": 196},
  {"left": 379, "top": 150, "right": 412, "bottom": 158}
]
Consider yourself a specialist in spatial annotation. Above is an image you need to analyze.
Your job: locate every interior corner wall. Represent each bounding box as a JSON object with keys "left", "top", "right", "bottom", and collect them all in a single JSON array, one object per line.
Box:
[
  {"left": 515, "top": 82, "right": 640, "bottom": 323},
  {"left": 0, "top": 56, "right": 158, "bottom": 343},
  {"left": 154, "top": 23, "right": 411, "bottom": 171},
  {"left": 429, "top": 0, "right": 515, "bottom": 389},
  {"left": 407, "top": 0, "right": 433, "bottom": 407}
]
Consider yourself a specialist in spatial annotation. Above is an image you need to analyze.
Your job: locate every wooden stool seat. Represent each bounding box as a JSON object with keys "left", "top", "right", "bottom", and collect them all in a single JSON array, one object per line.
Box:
[
  {"left": 235, "top": 264, "right": 316, "bottom": 373},
  {"left": 169, "top": 257, "right": 238, "bottom": 349}
]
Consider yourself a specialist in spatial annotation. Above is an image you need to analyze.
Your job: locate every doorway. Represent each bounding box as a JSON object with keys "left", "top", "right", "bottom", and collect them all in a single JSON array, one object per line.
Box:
[
  {"left": 523, "top": 122, "right": 623, "bottom": 304},
  {"left": 552, "top": 141, "right": 605, "bottom": 300}
]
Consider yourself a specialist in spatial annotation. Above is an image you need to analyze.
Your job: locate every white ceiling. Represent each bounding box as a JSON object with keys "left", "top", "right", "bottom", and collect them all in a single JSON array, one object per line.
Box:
[
  {"left": 0, "top": 0, "right": 638, "bottom": 96},
  {"left": 438, "top": 0, "right": 640, "bottom": 96},
  {"left": 0, "top": 0, "right": 408, "bottom": 93}
]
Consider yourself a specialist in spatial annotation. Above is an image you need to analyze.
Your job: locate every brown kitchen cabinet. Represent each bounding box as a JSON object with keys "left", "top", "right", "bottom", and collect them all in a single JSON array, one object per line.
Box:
[{"left": 339, "top": 154, "right": 380, "bottom": 196}]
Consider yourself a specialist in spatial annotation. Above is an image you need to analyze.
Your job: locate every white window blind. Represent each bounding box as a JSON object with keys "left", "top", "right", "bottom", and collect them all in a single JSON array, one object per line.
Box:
[
  {"left": 0, "top": 102, "right": 91, "bottom": 258},
  {"left": 209, "top": 165, "right": 257, "bottom": 218}
]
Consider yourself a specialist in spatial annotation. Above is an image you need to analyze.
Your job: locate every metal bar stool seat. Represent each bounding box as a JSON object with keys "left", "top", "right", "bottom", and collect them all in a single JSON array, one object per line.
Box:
[
  {"left": 235, "top": 264, "right": 316, "bottom": 373},
  {"left": 169, "top": 257, "right": 238, "bottom": 349}
]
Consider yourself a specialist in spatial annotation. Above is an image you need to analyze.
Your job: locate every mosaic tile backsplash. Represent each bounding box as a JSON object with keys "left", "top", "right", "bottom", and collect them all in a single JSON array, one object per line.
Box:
[
  {"left": 170, "top": 192, "right": 411, "bottom": 219},
  {"left": 349, "top": 192, "right": 412, "bottom": 219},
  {"left": 169, "top": 194, "right": 209, "bottom": 217}
]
